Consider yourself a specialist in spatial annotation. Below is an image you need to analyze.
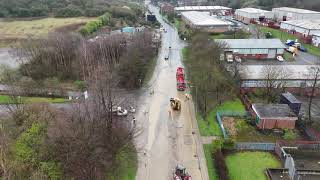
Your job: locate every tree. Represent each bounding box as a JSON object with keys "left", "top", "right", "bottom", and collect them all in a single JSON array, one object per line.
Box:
[
  {"left": 251, "top": 25, "right": 264, "bottom": 39},
  {"left": 261, "top": 65, "right": 290, "bottom": 103},
  {"left": 307, "top": 66, "right": 320, "bottom": 122}
]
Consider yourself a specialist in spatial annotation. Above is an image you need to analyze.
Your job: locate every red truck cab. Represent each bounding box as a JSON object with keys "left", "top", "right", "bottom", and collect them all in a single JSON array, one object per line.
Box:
[{"left": 176, "top": 67, "right": 186, "bottom": 91}]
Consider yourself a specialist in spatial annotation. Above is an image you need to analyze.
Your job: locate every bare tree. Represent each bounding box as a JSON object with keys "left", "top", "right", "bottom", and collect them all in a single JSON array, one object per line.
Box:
[
  {"left": 307, "top": 66, "right": 320, "bottom": 122},
  {"left": 261, "top": 65, "right": 290, "bottom": 103},
  {"left": 251, "top": 25, "right": 264, "bottom": 39}
]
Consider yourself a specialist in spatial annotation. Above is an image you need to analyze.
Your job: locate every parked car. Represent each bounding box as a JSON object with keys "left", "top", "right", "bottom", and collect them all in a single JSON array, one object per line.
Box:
[
  {"left": 285, "top": 39, "right": 295, "bottom": 46},
  {"left": 298, "top": 45, "right": 307, "bottom": 52},
  {"left": 277, "top": 56, "right": 284, "bottom": 62}
]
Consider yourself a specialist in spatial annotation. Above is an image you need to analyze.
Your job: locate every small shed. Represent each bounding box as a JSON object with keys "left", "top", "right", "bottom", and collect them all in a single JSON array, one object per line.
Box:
[
  {"left": 280, "top": 92, "right": 302, "bottom": 115},
  {"left": 122, "top": 27, "right": 135, "bottom": 34},
  {"left": 252, "top": 104, "right": 298, "bottom": 130}
]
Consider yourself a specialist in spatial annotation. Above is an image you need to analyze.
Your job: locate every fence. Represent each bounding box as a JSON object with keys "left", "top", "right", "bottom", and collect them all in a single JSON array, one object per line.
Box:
[
  {"left": 216, "top": 111, "right": 250, "bottom": 139},
  {"left": 235, "top": 142, "right": 275, "bottom": 151}
]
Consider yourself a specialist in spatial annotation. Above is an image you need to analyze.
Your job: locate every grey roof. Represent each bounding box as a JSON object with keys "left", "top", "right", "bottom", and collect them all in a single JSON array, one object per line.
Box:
[
  {"left": 175, "top": 6, "right": 231, "bottom": 11},
  {"left": 281, "top": 92, "right": 301, "bottom": 104},
  {"left": 236, "top": 8, "right": 271, "bottom": 14},
  {"left": 216, "top": 39, "right": 286, "bottom": 49},
  {"left": 181, "top": 11, "right": 231, "bottom": 26},
  {"left": 252, "top": 104, "right": 297, "bottom": 119},
  {"left": 272, "top": 7, "right": 320, "bottom": 14},
  {"left": 281, "top": 20, "right": 320, "bottom": 30}
]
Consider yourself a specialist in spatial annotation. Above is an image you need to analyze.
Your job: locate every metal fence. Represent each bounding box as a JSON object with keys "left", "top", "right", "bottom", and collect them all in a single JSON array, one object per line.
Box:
[
  {"left": 216, "top": 112, "right": 228, "bottom": 139},
  {"left": 235, "top": 142, "right": 276, "bottom": 151}
]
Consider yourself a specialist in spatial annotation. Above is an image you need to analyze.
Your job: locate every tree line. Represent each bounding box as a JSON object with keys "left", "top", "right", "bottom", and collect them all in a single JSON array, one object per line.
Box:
[{"left": 0, "top": 0, "right": 144, "bottom": 18}]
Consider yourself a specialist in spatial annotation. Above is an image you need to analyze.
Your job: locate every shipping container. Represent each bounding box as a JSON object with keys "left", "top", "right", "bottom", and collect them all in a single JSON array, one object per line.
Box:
[{"left": 280, "top": 92, "right": 302, "bottom": 115}]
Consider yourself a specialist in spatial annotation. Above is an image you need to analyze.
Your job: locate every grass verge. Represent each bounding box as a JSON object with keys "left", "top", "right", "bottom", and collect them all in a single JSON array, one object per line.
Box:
[
  {"left": 107, "top": 144, "right": 137, "bottom": 180},
  {"left": 203, "top": 144, "right": 218, "bottom": 180},
  {"left": 226, "top": 151, "right": 281, "bottom": 180},
  {"left": 143, "top": 56, "right": 158, "bottom": 87},
  {"left": 198, "top": 99, "right": 245, "bottom": 137},
  {"left": 260, "top": 26, "right": 320, "bottom": 57},
  {"left": 0, "top": 95, "right": 69, "bottom": 104}
]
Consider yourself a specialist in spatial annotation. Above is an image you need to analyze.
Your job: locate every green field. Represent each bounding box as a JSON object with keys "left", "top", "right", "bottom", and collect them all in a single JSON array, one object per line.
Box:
[
  {"left": 210, "top": 31, "right": 250, "bottom": 40},
  {"left": 226, "top": 152, "right": 281, "bottom": 180},
  {"left": 0, "top": 17, "right": 93, "bottom": 39},
  {"left": 260, "top": 26, "right": 320, "bottom": 57},
  {"left": 198, "top": 99, "right": 245, "bottom": 136},
  {"left": 0, "top": 95, "right": 69, "bottom": 104},
  {"left": 204, "top": 144, "right": 218, "bottom": 180}
]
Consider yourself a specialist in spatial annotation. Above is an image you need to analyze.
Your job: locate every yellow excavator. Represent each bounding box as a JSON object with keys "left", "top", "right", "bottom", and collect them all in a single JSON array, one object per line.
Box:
[{"left": 170, "top": 98, "right": 181, "bottom": 111}]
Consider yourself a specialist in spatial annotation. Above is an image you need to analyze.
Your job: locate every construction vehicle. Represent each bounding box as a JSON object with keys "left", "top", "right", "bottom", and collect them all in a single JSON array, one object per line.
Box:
[
  {"left": 173, "top": 164, "right": 191, "bottom": 180},
  {"left": 170, "top": 98, "right": 181, "bottom": 111}
]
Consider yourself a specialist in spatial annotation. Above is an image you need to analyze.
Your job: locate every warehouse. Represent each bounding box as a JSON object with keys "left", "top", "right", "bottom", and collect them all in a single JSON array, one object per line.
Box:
[
  {"left": 181, "top": 11, "right": 231, "bottom": 33},
  {"left": 239, "top": 65, "right": 320, "bottom": 96},
  {"left": 280, "top": 19, "right": 320, "bottom": 38},
  {"left": 216, "top": 39, "right": 285, "bottom": 59},
  {"left": 174, "top": 6, "right": 232, "bottom": 15},
  {"left": 235, "top": 8, "right": 274, "bottom": 24},
  {"left": 252, "top": 104, "right": 298, "bottom": 130},
  {"left": 272, "top": 7, "right": 320, "bottom": 21}
]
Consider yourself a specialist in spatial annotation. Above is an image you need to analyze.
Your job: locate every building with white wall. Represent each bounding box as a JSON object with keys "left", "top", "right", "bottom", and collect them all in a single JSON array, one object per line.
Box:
[
  {"left": 181, "top": 11, "right": 231, "bottom": 33},
  {"left": 280, "top": 19, "right": 320, "bottom": 38},
  {"left": 175, "top": 6, "right": 232, "bottom": 15},
  {"left": 235, "top": 8, "right": 274, "bottom": 24},
  {"left": 312, "top": 34, "right": 320, "bottom": 47},
  {"left": 216, "top": 39, "right": 285, "bottom": 59},
  {"left": 272, "top": 7, "right": 320, "bottom": 21}
]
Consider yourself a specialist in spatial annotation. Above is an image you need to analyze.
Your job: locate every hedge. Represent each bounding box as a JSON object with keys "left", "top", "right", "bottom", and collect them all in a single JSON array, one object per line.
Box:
[{"left": 79, "top": 12, "right": 111, "bottom": 35}]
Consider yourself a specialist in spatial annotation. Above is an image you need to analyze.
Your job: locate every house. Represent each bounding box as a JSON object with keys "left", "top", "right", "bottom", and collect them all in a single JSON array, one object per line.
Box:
[
  {"left": 280, "top": 19, "right": 320, "bottom": 41},
  {"left": 252, "top": 104, "right": 298, "bottom": 130},
  {"left": 235, "top": 8, "right": 274, "bottom": 24},
  {"left": 174, "top": 6, "right": 232, "bottom": 16},
  {"left": 312, "top": 33, "right": 320, "bottom": 47},
  {"left": 272, "top": 7, "right": 320, "bottom": 21},
  {"left": 216, "top": 39, "right": 285, "bottom": 59},
  {"left": 181, "top": 11, "right": 231, "bottom": 33}
]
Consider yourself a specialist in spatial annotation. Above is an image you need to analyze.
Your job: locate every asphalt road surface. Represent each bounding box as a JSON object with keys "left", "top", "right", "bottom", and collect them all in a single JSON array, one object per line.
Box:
[{"left": 135, "top": 3, "right": 209, "bottom": 180}]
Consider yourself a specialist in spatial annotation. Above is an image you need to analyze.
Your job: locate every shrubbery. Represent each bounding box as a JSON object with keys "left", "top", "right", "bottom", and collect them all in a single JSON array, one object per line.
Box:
[
  {"left": 54, "top": 6, "right": 83, "bottom": 17},
  {"left": 79, "top": 12, "right": 111, "bottom": 35}
]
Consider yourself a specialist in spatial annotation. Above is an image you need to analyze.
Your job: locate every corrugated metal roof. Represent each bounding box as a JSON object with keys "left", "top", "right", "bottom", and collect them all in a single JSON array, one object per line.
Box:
[
  {"left": 282, "top": 20, "right": 320, "bottom": 30},
  {"left": 181, "top": 11, "right": 231, "bottom": 26},
  {"left": 175, "top": 6, "right": 231, "bottom": 11},
  {"left": 273, "top": 7, "right": 320, "bottom": 14},
  {"left": 240, "top": 65, "right": 320, "bottom": 80},
  {"left": 235, "top": 8, "right": 271, "bottom": 14},
  {"left": 216, "top": 39, "right": 285, "bottom": 49}
]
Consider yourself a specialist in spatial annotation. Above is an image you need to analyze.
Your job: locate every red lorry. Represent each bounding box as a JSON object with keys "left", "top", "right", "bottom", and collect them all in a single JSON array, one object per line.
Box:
[{"left": 176, "top": 67, "right": 186, "bottom": 91}]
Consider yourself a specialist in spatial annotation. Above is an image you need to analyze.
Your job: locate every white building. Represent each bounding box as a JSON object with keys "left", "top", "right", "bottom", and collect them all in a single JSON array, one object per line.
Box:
[
  {"left": 272, "top": 7, "right": 320, "bottom": 21},
  {"left": 181, "top": 11, "right": 231, "bottom": 32},
  {"left": 235, "top": 8, "right": 274, "bottom": 24},
  {"left": 280, "top": 20, "right": 320, "bottom": 37},
  {"left": 216, "top": 39, "right": 285, "bottom": 59},
  {"left": 174, "top": 6, "right": 232, "bottom": 15},
  {"left": 312, "top": 34, "right": 320, "bottom": 47}
]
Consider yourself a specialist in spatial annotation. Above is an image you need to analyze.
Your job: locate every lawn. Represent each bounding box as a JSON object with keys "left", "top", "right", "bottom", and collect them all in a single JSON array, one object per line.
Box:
[
  {"left": 226, "top": 152, "right": 281, "bottom": 180},
  {"left": 210, "top": 31, "right": 250, "bottom": 40},
  {"left": 107, "top": 144, "right": 137, "bottom": 180},
  {"left": 197, "top": 99, "right": 246, "bottom": 137},
  {"left": 0, "top": 17, "right": 93, "bottom": 39},
  {"left": 174, "top": 18, "right": 181, "bottom": 30},
  {"left": 260, "top": 26, "right": 320, "bottom": 57},
  {"left": 0, "top": 95, "right": 69, "bottom": 104},
  {"left": 203, "top": 144, "right": 218, "bottom": 180}
]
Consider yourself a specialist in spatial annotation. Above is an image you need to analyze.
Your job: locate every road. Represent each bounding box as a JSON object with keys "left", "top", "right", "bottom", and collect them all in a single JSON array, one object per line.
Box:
[{"left": 135, "top": 4, "right": 209, "bottom": 180}]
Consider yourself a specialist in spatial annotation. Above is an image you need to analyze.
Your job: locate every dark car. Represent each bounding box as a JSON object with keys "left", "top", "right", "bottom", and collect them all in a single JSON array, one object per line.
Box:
[{"left": 298, "top": 45, "right": 308, "bottom": 52}]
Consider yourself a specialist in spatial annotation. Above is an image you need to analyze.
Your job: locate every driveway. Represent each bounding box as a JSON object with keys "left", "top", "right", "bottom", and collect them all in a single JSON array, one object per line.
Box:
[{"left": 134, "top": 3, "right": 208, "bottom": 180}]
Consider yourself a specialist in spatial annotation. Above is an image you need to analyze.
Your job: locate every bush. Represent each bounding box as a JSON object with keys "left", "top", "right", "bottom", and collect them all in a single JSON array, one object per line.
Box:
[
  {"left": 79, "top": 12, "right": 111, "bottom": 35},
  {"left": 283, "top": 129, "right": 296, "bottom": 140},
  {"left": 84, "top": 8, "right": 108, "bottom": 17},
  {"left": 111, "top": 7, "right": 136, "bottom": 22},
  {"left": 223, "top": 138, "right": 235, "bottom": 150},
  {"left": 74, "top": 80, "right": 87, "bottom": 91}
]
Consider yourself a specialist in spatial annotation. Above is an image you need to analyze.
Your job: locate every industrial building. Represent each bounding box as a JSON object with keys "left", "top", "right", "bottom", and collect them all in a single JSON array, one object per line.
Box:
[
  {"left": 272, "top": 7, "right": 320, "bottom": 21},
  {"left": 216, "top": 39, "right": 285, "bottom": 59},
  {"left": 252, "top": 104, "right": 298, "bottom": 130},
  {"left": 312, "top": 33, "right": 320, "bottom": 47},
  {"left": 280, "top": 19, "right": 320, "bottom": 38},
  {"left": 174, "top": 6, "right": 232, "bottom": 15},
  {"left": 235, "top": 8, "right": 274, "bottom": 24},
  {"left": 239, "top": 65, "right": 320, "bottom": 96},
  {"left": 181, "top": 11, "right": 231, "bottom": 33}
]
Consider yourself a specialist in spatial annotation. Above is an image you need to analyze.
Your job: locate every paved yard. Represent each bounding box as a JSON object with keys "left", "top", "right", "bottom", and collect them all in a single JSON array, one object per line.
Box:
[{"left": 295, "top": 95, "right": 320, "bottom": 121}]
